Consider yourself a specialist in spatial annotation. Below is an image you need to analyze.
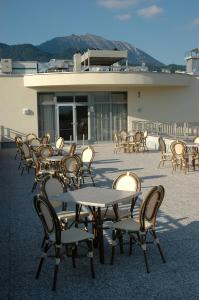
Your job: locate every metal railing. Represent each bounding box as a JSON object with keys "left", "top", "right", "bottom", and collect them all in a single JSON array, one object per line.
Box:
[{"left": 132, "top": 120, "right": 199, "bottom": 139}]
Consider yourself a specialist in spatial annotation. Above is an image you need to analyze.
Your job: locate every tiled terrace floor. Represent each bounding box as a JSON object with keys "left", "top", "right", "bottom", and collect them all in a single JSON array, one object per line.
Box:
[{"left": 1, "top": 144, "right": 199, "bottom": 299}]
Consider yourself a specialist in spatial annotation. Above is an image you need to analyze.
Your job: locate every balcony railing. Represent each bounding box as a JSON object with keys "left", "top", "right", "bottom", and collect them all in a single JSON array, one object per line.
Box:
[{"left": 132, "top": 120, "right": 199, "bottom": 139}]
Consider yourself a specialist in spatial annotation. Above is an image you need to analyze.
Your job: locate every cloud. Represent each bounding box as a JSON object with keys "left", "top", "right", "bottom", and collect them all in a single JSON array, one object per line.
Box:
[
  {"left": 115, "top": 13, "right": 132, "bottom": 21},
  {"left": 138, "top": 5, "right": 163, "bottom": 18},
  {"left": 192, "top": 18, "right": 199, "bottom": 25},
  {"left": 98, "top": 0, "right": 137, "bottom": 9}
]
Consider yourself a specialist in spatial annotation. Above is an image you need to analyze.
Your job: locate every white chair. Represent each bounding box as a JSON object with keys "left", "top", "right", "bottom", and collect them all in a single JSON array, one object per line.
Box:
[
  {"left": 111, "top": 185, "right": 166, "bottom": 273},
  {"left": 33, "top": 194, "right": 95, "bottom": 291},
  {"left": 79, "top": 146, "right": 95, "bottom": 186},
  {"left": 102, "top": 172, "right": 141, "bottom": 221}
]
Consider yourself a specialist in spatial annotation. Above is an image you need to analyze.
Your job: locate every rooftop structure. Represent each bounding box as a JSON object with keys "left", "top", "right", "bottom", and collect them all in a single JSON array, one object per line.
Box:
[{"left": 185, "top": 48, "right": 199, "bottom": 74}]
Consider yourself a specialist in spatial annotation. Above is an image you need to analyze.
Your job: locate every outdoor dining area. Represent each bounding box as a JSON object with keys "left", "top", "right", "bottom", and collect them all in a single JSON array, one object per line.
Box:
[{"left": 1, "top": 134, "right": 199, "bottom": 298}]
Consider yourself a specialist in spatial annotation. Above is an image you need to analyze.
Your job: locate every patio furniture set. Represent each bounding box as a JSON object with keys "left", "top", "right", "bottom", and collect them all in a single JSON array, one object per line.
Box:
[
  {"left": 113, "top": 130, "right": 148, "bottom": 154},
  {"left": 158, "top": 136, "right": 199, "bottom": 174},
  {"left": 14, "top": 132, "right": 166, "bottom": 291}
]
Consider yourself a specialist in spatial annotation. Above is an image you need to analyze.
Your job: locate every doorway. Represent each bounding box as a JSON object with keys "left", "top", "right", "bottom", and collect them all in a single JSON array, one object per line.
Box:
[{"left": 57, "top": 104, "right": 88, "bottom": 142}]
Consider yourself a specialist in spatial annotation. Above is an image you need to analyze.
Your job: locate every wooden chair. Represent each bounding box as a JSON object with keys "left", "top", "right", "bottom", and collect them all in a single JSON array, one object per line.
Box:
[
  {"left": 33, "top": 194, "right": 95, "bottom": 291},
  {"left": 111, "top": 185, "right": 166, "bottom": 273},
  {"left": 158, "top": 137, "right": 172, "bottom": 168},
  {"left": 102, "top": 172, "right": 141, "bottom": 221},
  {"left": 26, "top": 133, "right": 37, "bottom": 142},
  {"left": 60, "top": 155, "right": 81, "bottom": 188},
  {"left": 79, "top": 146, "right": 95, "bottom": 186},
  {"left": 171, "top": 140, "right": 189, "bottom": 174}
]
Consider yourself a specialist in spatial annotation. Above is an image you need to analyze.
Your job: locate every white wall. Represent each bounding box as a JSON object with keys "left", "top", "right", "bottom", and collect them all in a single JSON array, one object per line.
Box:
[{"left": 0, "top": 76, "right": 37, "bottom": 142}]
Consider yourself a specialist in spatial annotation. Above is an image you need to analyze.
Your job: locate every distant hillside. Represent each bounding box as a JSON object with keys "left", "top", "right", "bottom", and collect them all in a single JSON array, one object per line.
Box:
[
  {"left": 0, "top": 43, "right": 52, "bottom": 61},
  {"left": 0, "top": 33, "right": 166, "bottom": 67},
  {"left": 38, "top": 33, "right": 164, "bottom": 67}
]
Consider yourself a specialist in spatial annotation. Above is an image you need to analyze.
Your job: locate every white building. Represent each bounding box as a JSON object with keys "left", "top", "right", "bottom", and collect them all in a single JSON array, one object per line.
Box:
[{"left": 0, "top": 49, "right": 199, "bottom": 146}]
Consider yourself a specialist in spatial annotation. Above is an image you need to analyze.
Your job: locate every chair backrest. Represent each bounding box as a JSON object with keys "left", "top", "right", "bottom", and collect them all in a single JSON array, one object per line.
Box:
[
  {"left": 171, "top": 140, "right": 186, "bottom": 158},
  {"left": 158, "top": 137, "right": 166, "bottom": 153},
  {"left": 41, "top": 135, "right": 49, "bottom": 145},
  {"left": 26, "top": 133, "right": 37, "bottom": 142},
  {"left": 119, "top": 130, "right": 128, "bottom": 142},
  {"left": 15, "top": 136, "right": 23, "bottom": 151},
  {"left": 139, "top": 185, "right": 165, "bottom": 231},
  {"left": 143, "top": 130, "right": 148, "bottom": 140},
  {"left": 134, "top": 131, "right": 143, "bottom": 143},
  {"left": 112, "top": 171, "right": 141, "bottom": 193},
  {"left": 29, "top": 138, "right": 41, "bottom": 147},
  {"left": 56, "top": 137, "right": 64, "bottom": 149},
  {"left": 33, "top": 194, "right": 61, "bottom": 244},
  {"left": 193, "top": 136, "right": 199, "bottom": 143},
  {"left": 81, "top": 146, "right": 95, "bottom": 166},
  {"left": 68, "top": 143, "right": 76, "bottom": 156},
  {"left": 42, "top": 174, "right": 65, "bottom": 198},
  {"left": 39, "top": 145, "right": 53, "bottom": 158},
  {"left": 21, "top": 142, "right": 31, "bottom": 159},
  {"left": 61, "top": 155, "right": 80, "bottom": 175}
]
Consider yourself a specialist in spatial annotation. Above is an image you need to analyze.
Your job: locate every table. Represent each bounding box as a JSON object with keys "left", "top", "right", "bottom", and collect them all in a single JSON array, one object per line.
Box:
[{"left": 49, "top": 186, "right": 140, "bottom": 263}]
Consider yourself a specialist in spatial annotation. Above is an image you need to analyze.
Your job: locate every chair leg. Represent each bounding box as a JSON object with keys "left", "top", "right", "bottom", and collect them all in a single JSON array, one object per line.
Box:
[
  {"left": 36, "top": 241, "right": 49, "bottom": 279},
  {"left": 52, "top": 246, "right": 61, "bottom": 291},
  {"left": 129, "top": 235, "right": 133, "bottom": 256},
  {"left": 118, "top": 230, "right": 124, "bottom": 254},
  {"left": 32, "top": 180, "right": 37, "bottom": 193},
  {"left": 139, "top": 233, "right": 150, "bottom": 273},
  {"left": 110, "top": 230, "right": 116, "bottom": 265},
  {"left": 72, "top": 246, "right": 76, "bottom": 268},
  {"left": 152, "top": 230, "right": 166, "bottom": 263},
  {"left": 87, "top": 239, "right": 95, "bottom": 278}
]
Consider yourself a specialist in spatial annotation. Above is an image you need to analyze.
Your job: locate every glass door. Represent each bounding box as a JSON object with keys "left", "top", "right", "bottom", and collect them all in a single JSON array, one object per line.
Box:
[
  {"left": 58, "top": 105, "right": 74, "bottom": 141},
  {"left": 57, "top": 104, "right": 88, "bottom": 142},
  {"left": 76, "top": 105, "right": 88, "bottom": 140}
]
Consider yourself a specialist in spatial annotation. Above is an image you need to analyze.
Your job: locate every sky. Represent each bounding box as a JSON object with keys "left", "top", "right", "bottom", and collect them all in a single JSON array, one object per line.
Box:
[{"left": 0, "top": 0, "right": 199, "bottom": 65}]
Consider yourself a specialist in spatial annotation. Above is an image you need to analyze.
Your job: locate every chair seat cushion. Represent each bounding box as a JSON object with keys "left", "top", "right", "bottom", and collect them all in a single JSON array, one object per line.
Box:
[
  {"left": 50, "top": 228, "right": 93, "bottom": 244},
  {"left": 113, "top": 218, "right": 140, "bottom": 232},
  {"left": 112, "top": 218, "right": 152, "bottom": 232}
]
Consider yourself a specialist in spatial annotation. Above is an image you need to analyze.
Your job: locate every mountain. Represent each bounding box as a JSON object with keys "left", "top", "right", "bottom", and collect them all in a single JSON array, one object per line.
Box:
[
  {"left": 38, "top": 33, "right": 164, "bottom": 67},
  {"left": 0, "top": 34, "right": 165, "bottom": 67},
  {"left": 0, "top": 43, "right": 52, "bottom": 61}
]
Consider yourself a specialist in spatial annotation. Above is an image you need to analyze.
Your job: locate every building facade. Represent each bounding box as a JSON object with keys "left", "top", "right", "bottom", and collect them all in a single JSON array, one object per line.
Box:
[{"left": 0, "top": 50, "right": 199, "bottom": 145}]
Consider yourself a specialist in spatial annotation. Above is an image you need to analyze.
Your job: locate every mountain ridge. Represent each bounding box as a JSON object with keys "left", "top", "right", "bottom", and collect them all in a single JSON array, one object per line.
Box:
[{"left": 0, "top": 33, "right": 165, "bottom": 67}]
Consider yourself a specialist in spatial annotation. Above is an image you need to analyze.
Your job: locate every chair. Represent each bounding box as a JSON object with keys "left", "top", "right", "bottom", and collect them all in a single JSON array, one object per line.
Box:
[
  {"left": 19, "top": 142, "right": 33, "bottom": 175},
  {"left": 54, "top": 137, "right": 64, "bottom": 155},
  {"left": 142, "top": 130, "right": 148, "bottom": 151},
  {"left": 28, "top": 138, "right": 41, "bottom": 148},
  {"left": 111, "top": 185, "right": 166, "bottom": 273},
  {"left": 193, "top": 136, "right": 199, "bottom": 143},
  {"left": 113, "top": 132, "right": 128, "bottom": 154},
  {"left": 79, "top": 146, "right": 95, "bottom": 186},
  {"left": 26, "top": 133, "right": 37, "bottom": 142},
  {"left": 68, "top": 143, "right": 77, "bottom": 156},
  {"left": 31, "top": 151, "right": 56, "bottom": 193},
  {"left": 102, "top": 172, "right": 141, "bottom": 221},
  {"left": 158, "top": 137, "right": 172, "bottom": 168},
  {"left": 171, "top": 140, "right": 189, "bottom": 174},
  {"left": 60, "top": 155, "right": 81, "bottom": 188},
  {"left": 38, "top": 145, "right": 54, "bottom": 161},
  {"left": 33, "top": 194, "right": 95, "bottom": 291},
  {"left": 14, "top": 135, "right": 23, "bottom": 160},
  {"left": 133, "top": 131, "right": 144, "bottom": 152},
  {"left": 42, "top": 174, "right": 89, "bottom": 226},
  {"left": 40, "top": 135, "right": 49, "bottom": 145}
]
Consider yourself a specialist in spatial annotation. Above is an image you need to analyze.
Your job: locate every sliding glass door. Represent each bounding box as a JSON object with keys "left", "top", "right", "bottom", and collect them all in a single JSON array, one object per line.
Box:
[{"left": 57, "top": 104, "right": 88, "bottom": 142}]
